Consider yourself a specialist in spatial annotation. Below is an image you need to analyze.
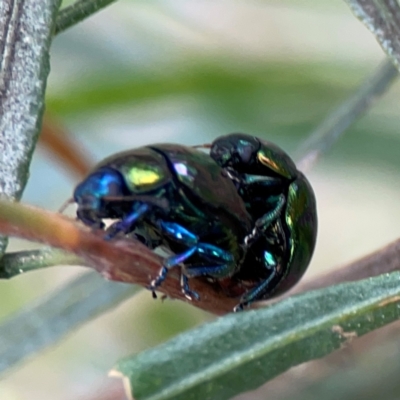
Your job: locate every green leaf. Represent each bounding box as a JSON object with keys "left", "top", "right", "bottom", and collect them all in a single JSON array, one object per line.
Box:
[
  {"left": 46, "top": 64, "right": 349, "bottom": 116},
  {"left": 345, "top": 0, "right": 400, "bottom": 70},
  {"left": 0, "top": 0, "right": 61, "bottom": 255},
  {"left": 280, "top": 337, "right": 400, "bottom": 400},
  {"left": 115, "top": 272, "right": 400, "bottom": 400},
  {"left": 0, "top": 271, "right": 137, "bottom": 375}
]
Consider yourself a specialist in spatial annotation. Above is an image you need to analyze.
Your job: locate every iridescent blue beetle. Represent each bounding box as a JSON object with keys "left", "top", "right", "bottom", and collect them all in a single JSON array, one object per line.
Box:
[{"left": 73, "top": 144, "right": 253, "bottom": 302}]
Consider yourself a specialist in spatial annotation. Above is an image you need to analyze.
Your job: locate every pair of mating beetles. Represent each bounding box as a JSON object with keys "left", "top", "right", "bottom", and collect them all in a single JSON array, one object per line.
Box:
[{"left": 73, "top": 133, "right": 317, "bottom": 311}]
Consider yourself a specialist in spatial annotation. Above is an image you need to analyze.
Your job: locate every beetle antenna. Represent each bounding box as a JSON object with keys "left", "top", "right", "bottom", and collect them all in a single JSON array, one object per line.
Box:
[{"left": 59, "top": 197, "right": 74, "bottom": 214}]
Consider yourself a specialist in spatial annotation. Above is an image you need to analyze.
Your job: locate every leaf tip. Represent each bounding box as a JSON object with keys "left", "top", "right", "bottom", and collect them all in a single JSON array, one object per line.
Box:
[{"left": 109, "top": 368, "right": 133, "bottom": 400}]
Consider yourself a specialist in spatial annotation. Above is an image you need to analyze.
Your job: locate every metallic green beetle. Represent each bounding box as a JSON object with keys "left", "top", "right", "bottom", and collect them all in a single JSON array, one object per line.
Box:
[{"left": 209, "top": 133, "right": 317, "bottom": 310}]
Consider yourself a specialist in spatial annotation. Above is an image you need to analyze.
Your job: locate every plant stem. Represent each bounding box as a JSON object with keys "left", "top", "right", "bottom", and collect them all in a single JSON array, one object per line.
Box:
[
  {"left": 296, "top": 60, "right": 398, "bottom": 171},
  {"left": 55, "top": 0, "right": 117, "bottom": 34}
]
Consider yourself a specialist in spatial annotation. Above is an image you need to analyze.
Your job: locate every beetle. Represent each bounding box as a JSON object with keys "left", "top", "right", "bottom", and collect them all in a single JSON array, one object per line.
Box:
[
  {"left": 73, "top": 134, "right": 317, "bottom": 311},
  {"left": 209, "top": 133, "right": 318, "bottom": 310},
  {"left": 73, "top": 143, "right": 253, "bottom": 302}
]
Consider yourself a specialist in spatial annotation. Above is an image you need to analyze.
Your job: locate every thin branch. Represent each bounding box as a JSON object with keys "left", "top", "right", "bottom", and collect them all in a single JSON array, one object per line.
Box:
[
  {"left": 40, "top": 114, "right": 93, "bottom": 178},
  {"left": 0, "top": 248, "right": 82, "bottom": 279},
  {"left": 0, "top": 199, "right": 237, "bottom": 315},
  {"left": 54, "top": 0, "right": 117, "bottom": 35},
  {"left": 295, "top": 59, "right": 398, "bottom": 171},
  {"left": 2, "top": 197, "right": 400, "bottom": 313}
]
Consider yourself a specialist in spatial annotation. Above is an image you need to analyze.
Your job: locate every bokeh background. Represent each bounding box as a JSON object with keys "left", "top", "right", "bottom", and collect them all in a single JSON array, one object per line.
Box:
[{"left": 2, "top": 1, "right": 400, "bottom": 399}]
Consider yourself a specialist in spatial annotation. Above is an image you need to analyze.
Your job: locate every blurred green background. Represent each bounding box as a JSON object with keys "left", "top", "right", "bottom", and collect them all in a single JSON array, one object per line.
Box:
[{"left": 2, "top": 1, "right": 400, "bottom": 399}]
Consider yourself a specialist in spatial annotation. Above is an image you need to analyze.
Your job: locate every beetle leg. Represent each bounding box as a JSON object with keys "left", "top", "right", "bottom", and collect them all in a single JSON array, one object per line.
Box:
[
  {"left": 184, "top": 243, "right": 236, "bottom": 278},
  {"left": 244, "top": 194, "right": 285, "bottom": 246},
  {"left": 150, "top": 222, "right": 236, "bottom": 300},
  {"left": 158, "top": 221, "right": 198, "bottom": 246},
  {"left": 241, "top": 174, "right": 282, "bottom": 186},
  {"left": 180, "top": 274, "right": 200, "bottom": 301},
  {"left": 104, "top": 203, "right": 150, "bottom": 240},
  {"left": 149, "top": 221, "right": 202, "bottom": 298},
  {"left": 149, "top": 246, "right": 197, "bottom": 296},
  {"left": 148, "top": 243, "right": 235, "bottom": 300},
  {"left": 233, "top": 251, "right": 278, "bottom": 312}
]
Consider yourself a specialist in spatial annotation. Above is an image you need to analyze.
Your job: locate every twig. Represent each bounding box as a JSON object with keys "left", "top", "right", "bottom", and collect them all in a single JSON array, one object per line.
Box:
[
  {"left": 0, "top": 248, "right": 82, "bottom": 279},
  {"left": 2, "top": 197, "right": 400, "bottom": 315},
  {"left": 296, "top": 60, "right": 398, "bottom": 171},
  {"left": 54, "top": 0, "right": 117, "bottom": 34},
  {"left": 40, "top": 115, "right": 93, "bottom": 178},
  {"left": 0, "top": 199, "right": 237, "bottom": 315}
]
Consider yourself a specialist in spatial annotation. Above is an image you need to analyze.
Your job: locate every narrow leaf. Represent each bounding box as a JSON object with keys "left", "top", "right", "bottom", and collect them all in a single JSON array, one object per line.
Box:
[
  {"left": 0, "top": 271, "right": 137, "bottom": 375},
  {"left": 296, "top": 60, "right": 398, "bottom": 171},
  {"left": 345, "top": 0, "right": 400, "bottom": 69},
  {"left": 115, "top": 272, "right": 400, "bottom": 400},
  {"left": 0, "top": 0, "right": 61, "bottom": 254}
]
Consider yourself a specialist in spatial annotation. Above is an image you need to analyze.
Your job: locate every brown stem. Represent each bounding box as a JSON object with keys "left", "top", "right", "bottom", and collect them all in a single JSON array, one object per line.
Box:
[
  {"left": 40, "top": 114, "right": 93, "bottom": 178},
  {"left": 0, "top": 199, "right": 236, "bottom": 315},
  {"left": 1, "top": 197, "right": 399, "bottom": 315}
]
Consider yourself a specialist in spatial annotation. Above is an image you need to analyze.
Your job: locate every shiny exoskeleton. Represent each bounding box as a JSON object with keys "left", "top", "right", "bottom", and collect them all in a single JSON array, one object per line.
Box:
[
  {"left": 73, "top": 144, "right": 253, "bottom": 302},
  {"left": 209, "top": 133, "right": 317, "bottom": 310}
]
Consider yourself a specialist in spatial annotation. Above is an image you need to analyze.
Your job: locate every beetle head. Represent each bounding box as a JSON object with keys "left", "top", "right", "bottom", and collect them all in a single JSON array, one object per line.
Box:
[
  {"left": 73, "top": 167, "right": 127, "bottom": 228},
  {"left": 210, "top": 133, "right": 260, "bottom": 169}
]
